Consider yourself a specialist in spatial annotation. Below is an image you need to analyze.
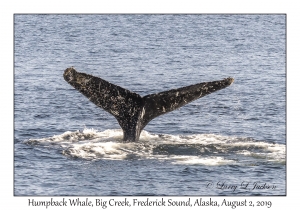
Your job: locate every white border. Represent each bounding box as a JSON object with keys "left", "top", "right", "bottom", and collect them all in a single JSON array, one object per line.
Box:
[{"left": 2, "top": 0, "right": 297, "bottom": 209}]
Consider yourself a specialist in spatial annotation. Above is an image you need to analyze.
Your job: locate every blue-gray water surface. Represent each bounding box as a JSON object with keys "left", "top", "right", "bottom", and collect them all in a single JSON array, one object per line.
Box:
[{"left": 14, "top": 14, "right": 286, "bottom": 196}]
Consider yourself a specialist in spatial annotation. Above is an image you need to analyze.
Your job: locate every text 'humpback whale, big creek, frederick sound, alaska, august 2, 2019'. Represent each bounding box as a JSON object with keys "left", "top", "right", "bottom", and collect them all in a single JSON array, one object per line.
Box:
[{"left": 63, "top": 67, "right": 234, "bottom": 142}]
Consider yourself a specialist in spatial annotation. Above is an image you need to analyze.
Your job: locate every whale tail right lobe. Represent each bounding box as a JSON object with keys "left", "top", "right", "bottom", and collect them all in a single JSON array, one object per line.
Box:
[
  {"left": 64, "top": 67, "right": 234, "bottom": 142},
  {"left": 141, "top": 78, "right": 234, "bottom": 129}
]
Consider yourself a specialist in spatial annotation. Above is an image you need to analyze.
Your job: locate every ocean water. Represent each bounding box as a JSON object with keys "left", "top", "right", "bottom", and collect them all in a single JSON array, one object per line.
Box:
[{"left": 14, "top": 14, "right": 286, "bottom": 196}]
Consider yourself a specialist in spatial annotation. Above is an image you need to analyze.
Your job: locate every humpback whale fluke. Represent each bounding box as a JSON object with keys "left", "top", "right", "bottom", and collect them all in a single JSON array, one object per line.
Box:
[{"left": 64, "top": 67, "right": 234, "bottom": 142}]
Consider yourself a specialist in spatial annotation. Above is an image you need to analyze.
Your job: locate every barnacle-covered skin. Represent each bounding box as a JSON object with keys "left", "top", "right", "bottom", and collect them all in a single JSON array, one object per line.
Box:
[
  {"left": 64, "top": 67, "right": 234, "bottom": 142},
  {"left": 142, "top": 77, "right": 234, "bottom": 129}
]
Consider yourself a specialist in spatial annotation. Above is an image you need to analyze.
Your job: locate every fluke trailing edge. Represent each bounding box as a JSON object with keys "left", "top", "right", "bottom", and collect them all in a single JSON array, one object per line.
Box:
[{"left": 63, "top": 67, "right": 234, "bottom": 142}]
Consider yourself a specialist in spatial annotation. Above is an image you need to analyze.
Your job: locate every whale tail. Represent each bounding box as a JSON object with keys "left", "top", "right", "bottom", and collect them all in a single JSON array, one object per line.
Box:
[{"left": 64, "top": 67, "right": 234, "bottom": 142}]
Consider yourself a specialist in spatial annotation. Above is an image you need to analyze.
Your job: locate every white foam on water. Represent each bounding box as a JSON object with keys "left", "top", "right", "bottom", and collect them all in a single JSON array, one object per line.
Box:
[
  {"left": 25, "top": 128, "right": 286, "bottom": 165},
  {"left": 170, "top": 156, "right": 236, "bottom": 166}
]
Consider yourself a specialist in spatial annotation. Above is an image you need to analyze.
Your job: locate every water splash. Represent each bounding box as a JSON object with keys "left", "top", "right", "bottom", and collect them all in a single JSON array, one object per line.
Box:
[{"left": 25, "top": 128, "right": 285, "bottom": 165}]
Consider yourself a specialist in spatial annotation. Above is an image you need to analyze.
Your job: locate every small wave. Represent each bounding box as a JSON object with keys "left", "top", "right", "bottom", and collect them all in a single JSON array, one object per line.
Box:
[
  {"left": 24, "top": 128, "right": 285, "bottom": 165},
  {"left": 171, "top": 156, "right": 236, "bottom": 165}
]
